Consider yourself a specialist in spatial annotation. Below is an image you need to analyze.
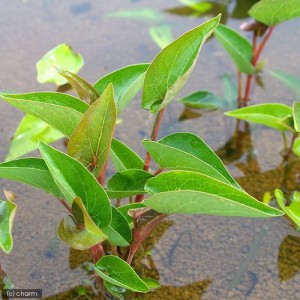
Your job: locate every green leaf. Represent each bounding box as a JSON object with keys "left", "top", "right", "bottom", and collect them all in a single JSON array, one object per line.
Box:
[
  {"left": 102, "top": 207, "right": 132, "bottom": 247},
  {"left": 117, "top": 203, "right": 145, "bottom": 226},
  {"left": 225, "top": 103, "right": 293, "bottom": 131},
  {"left": 143, "top": 132, "right": 238, "bottom": 186},
  {"left": 144, "top": 171, "right": 283, "bottom": 217},
  {"left": 179, "top": 0, "right": 213, "bottom": 13},
  {"left": 270, "top": 71, "right": 300, "bottom": 97},
  {"left": 149, "top": 24, "right": 174, "bottom": 49},
  {"left": 94, "top": 256, "right": 150, "bottom": 293},
  {"left": 142, "top": 14, "right": 221, "bottom": 113},
  {"left": 179, "top": 90, "right": 228, "bottom": 109},
  {"left": 5, "top": 114, "right": 64, "bottom": 161},
  {"left": 111, "top": 138, "right": 144, "bottom": 171},
  {"left": 36, "top": 44, "right": 84, "bottom": 86},
  {"left": 214, "top": 24, "right": 254, "bottom": 74},
  {"left": 58, "top": 215, "right": 105, "bottom": 251},
  {"left": 104, "top": 281, "right": 126, "bottom": 300},
  {"left": 275, "top": 189, "right": 300, "bottom": 229},
  {"left": 0, "top": 198, "right": 17, "bottom": 253},
  {"left": 292, "top": 137, "right": 300, "bottom": 157},
  {"left": 107, "top": 8, "right": 164, "bottom": 23},
  {"left": 107, "top": 170, "right": 153, "bottom": 199},
  {"left": 39, "top": 142, "right": 112, "bottom": 228},
  {"left": 93, "top": 64, "right": 149, "bottom": 114},
  {"left": 72, "top": 197, "right": 108, "bottom": 238},
  {"left": 57, "top": 69, "right": 100, "bottom": 104},
  {"left": 67, "top": 84, "right": 117, "bottom": 177},
  {"left": 0, "top": 92, "right": 89, "bottom": 137},
  {"left": 249, "top": 0, "right": 300, "bottom": 26},
  {"left": 223, "top": 73, "right": 238, "bottom": 109},
  {"left": 143, "top": 278, "right": 160, "bottom": 290},
  {"left": 293, "top": 102, "right": 300, "bottom": 132},
  {"left": 0, "top": 158, "right": 62, "bottom": 197}
]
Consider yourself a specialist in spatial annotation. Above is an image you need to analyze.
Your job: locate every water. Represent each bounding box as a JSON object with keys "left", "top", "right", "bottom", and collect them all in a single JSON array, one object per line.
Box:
[{"left": 0, "top": 0, "right": 300, "bottom": 299}]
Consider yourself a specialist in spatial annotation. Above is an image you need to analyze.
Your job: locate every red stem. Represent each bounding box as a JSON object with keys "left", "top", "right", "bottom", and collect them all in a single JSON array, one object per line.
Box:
[
  {"left": 126, "top": 214, "right": 167, "bottom": 264},
  {"left": 91, "top": 243, "right": 105, "bottom": 264}
]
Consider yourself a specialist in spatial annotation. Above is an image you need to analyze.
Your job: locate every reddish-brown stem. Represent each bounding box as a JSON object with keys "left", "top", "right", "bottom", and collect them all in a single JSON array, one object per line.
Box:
[
  {"left": 285, "top": 133, "right": 297, "bottom": 161},
  {"left": 59, "top": 199, "right": 73, "bottom": 214},
  {"left": 237, "top": 71, "right": 243, "bottom": 106},
  {"left": 91, "top": 243, "right": 105, "bottom": 264},
  {"left": 97, "top": 160, "right": 108, "bottom": 186},
  {"left": 126, "top": 214, "right": 167, "bottom": 264},
  {"left": 153, "top": 168, "right": 164, "bottom": 176}
]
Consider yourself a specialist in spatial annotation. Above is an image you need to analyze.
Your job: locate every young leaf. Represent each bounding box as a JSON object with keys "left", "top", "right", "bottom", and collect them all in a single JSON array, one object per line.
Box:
[
  {"left": 36, "top": 44, "right": 84, "bottom": 86},
  {"left": 225, "top": 103, "right": 293, "bottom": 131},
  {"left": 179, "top": 90, "right": 228, "bottom": 109},
  {"left": 143, "top": 132, "right": 239, "bottom": 187},
  {"left": 94, "top": 256, "right": 150, "bottom": 293},
  {"left": 142, "top": 14, "right": 221, "bottom": 113},
  {"left": 249, "top": 0, "right": 300, "bottom": 27},
  {"left": 270, "top": 71, "right": 300, "bottom": 97},
  {"left": 293, "top": 102, "right": 300, "bottom": 132},
  {"left": 58, "top": 69, "right": 100, "bottom": 104},
  {"left": 275, "top": 189, "right": 300, "bottom": 229},
  {"left": 5, "top": 114, "right": 64, "bottom": 161},
  {"left": 67, "top": 84, "right": 117, "bottom": 177},
  {"left": 39, "top": 142, "right": 112, "bottom": 228},
  {"left": 0, "top": 92, "right": 88, "bottom": 137},
  {"left": 117, "top": 203, "right": 145, "bottom": 226},
  {"left": 93, "top": 64, "right": 149, "bottom": 114},
  {"left": 144, "top": 171, "right": 283, "bottom": 217},
  {"left": 58, "top": 215, "right": 105, "bottom": 251},
  {"left": 107, "top": 8, "right": 164, "bottom": 23},
  {"left": 149, "top": 24, "right": 173, "bottom": 49},
  {"left": 0, "top": 198, "right": 17, "bottom": 254},
  {"left": 102, "top": 207, "right": 132, "bottom": 246},
  {"left": 0, "top": 158, "right": 62, "bottom": 197},
  {"left": 107, "top": 170, "right": 153, "bottom": 199},
  {"left": 214, "top": 24, "right": 254, "bottom": 74},
  {"left": 111, "top": 138, "right": 144, "bottom": 171}
]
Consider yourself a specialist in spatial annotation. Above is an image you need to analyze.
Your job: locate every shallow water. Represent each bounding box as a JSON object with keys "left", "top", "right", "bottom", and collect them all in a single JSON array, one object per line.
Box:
[{"left": 0, "top": 0, "right": 300, "bottom": 299}]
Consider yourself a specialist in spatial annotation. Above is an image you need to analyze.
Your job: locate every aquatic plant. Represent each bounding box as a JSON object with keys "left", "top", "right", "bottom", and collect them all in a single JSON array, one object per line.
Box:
[{"left": 0, "top": 15, "right": 283, "bottom": 299}]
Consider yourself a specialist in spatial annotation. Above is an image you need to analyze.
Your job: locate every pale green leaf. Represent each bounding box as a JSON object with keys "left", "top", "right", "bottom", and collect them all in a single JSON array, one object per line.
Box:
[
  {"left": 179, "top": 0, "right": 213, "bottom": 13},
  {"left": 117, "top": 203, "right": 145, "bottom": 226},
  {"left": 144, "top": 171, "right": 283, "bottom": 217},
  {"left": 107, "top": 170, "right": 153, "bottom": 199},
  {"left": 0, "top": 92, "right": 88, "bottom": 137},
  {"left": 225, "top": 103, "right": 293, "bottom": 131},
  {"left": 104, "top": 281, "right": 126, "bottom": 300},
  {"left": 249, "top": 0, "right": 300, "bottom": 26},
  {"left": 36, "top": 44, "right": 84, "bottom": 86},
  {"left": 111, "top": 138, "right": 144, "bottom": 171},
  {"left": 107, "top": 9, "right": 164, "bottom": 23},
  {"left": 0, "top": 158, "right": 62, "bottom": 197},
  {"left": 58, "top": 215, "right": 105, "bottom": 251},
  {"left": 292, "top": 137, "right": 300, "bottom": 157},
  {"left": 149, "top": 24, "right": 173, "bottom": 49},
  {"left": 58, "top": 69, "right": 100, "bottom": 104},
  {"left": 143, "top": 132, "right": 239, "bottom": 186},
  {"left": 293, "top": 102, "right": 300, "bottom": 132},
  {"left": 67, "top": 84, "right": 117, "bottom": 177},
  {"left": 275, "top": 189, "right": 300, "bottom": 229},
  {"left": 214, "top": 24, "right": 254, "bottom": 74},
  {"left": 94, "top": 64, "right": 149, "bottom": 114},
  {"left": 39, "top": 142, "right": 112, "bottom": 228},
  {"left": 223, "top": 73, "right": 238, "bottom": 109},
  {"left": 94, "top": 255, "right": 150, "bottom": 293},
  {"left": 5, "top": 114, "right": 64, "bottom": 161},
  {"left": 0, "top": 198, "right": 17, "bottom": 253},
  {"left": 142, "top": 15, "right": 221, "bottom": 113},
  {"left": 270, "top": 71, "right": 300, "bottom": 97}
]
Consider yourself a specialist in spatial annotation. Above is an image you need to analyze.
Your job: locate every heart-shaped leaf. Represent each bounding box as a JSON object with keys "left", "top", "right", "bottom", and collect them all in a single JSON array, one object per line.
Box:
[
  {"left": 107, "top": 170, "right": 153, "bottom": 199},
  {"left": 36, "top": 44, "right": 84, "bottom": 86},
  {"left": 249, "top": 0, "right": 300, "bottom": 26},
  {"left": 144, "top": 171, "right": 283, "bottom": 217},
  {"left": 0, "top": 197, "right": 17, "bottom": 254},
  {"left": 143, "top": 132, "right": 239, "bottom": 187},
  {"left": 225, "top": 103, "right": 293, "bottom": 131},
  {"left": 94, "top": 64, "right": 149, "bottom": 114},
  {"left": 111, "top": 138, "right": 144, "bottom": 171},
  {"left": 58, "top": 69, "right": 100, "bottom": 104},
  {"left": 102, "top": 207, "right": 132, "bottom": 246},
  {"left": 142, "top": 14, "right": 221, "bottom": 113},
  {"left": 214, "top": 24, "right": 254, "bottom": 74},
  {"left": 0, "top": 92, "right": 88, "bottom": 137},
  {"left": 58, "top": 215, "right": 105, "bottom": 251},
  {"left": 0, "top": 158, "right": 62, "bottom": 197},
  {"left": 67, "top": 84, "right": 117, "bottom": 177},
  {"left": 94, "top": 255, "right": 150, "bottom": 293},
  {"left": 39, "top": 142, "right": 112, "bottom": 228}
]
